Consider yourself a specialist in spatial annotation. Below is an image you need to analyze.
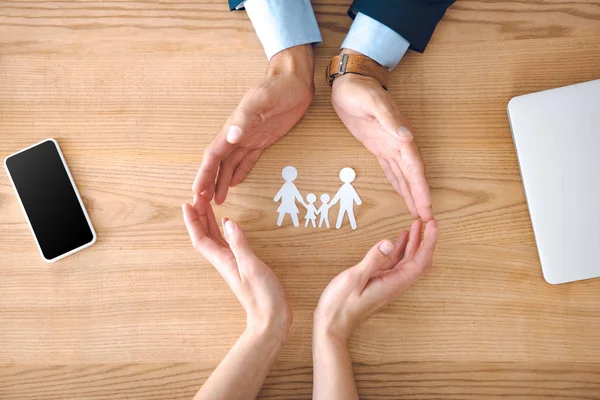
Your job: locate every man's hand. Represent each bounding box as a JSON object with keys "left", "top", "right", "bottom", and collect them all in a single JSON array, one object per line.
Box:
[
  {"left": 183, "top": 194, "right": 292, "bottom": 338},
  {"left": 331, "top": 51, "right": 433, "bottom": 221},
  {"left": 193, "top": 44, "right": 315, "bottom": 204},
  {"left": 314, "top": 219, "right": 438, "bottom": 342}
]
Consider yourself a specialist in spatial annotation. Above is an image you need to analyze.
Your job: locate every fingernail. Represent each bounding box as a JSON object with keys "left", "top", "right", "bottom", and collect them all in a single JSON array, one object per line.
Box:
[
  {"left": 226, "top": 126, "right": 242, "bottom": 143},
  {"left": 225, "top": 220, "right": 237, "bottom": 235},
  {"left": 379, "top": 241, "right": 395, "bottom": 256},
  {"left": 397, "top": 126, "right": 413, "bottom": 139}
]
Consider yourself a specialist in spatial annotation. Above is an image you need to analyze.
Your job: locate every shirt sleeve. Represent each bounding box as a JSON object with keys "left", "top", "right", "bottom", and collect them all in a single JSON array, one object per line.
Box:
[
  {"left": 241, "top": 0, "right": 322, "bottom": 60},
  {"left": 341, "top": 12, "right": 410, "bottom": 71}
]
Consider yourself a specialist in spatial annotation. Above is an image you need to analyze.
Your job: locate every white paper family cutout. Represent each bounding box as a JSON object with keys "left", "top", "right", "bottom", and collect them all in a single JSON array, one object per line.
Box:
[{"left": 274, "top": 166, "right": 362, "bottom": 230}]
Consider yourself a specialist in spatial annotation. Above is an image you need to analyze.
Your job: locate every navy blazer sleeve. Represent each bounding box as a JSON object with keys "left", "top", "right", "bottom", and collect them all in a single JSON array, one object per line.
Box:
[
  {"left": 348, "top": 0, "right": 455, "bottom": 53},
  {"left": 228, "top": 0, "right": 453, "bottom": 53},
  {"left": 229, "top": 0, "right": 243, "bottom": 10}
]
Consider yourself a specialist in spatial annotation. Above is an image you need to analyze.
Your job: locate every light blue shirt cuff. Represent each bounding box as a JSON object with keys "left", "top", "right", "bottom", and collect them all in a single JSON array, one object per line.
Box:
[
  {"left": 242, "top": 0, "right": 322, "bottom": 60},
  {"left": 341, "top": 12, "right": 410, "bottom": 71}
]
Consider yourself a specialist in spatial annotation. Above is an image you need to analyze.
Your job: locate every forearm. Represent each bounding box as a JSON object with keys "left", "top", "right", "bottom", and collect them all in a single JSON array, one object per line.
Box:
[
  {"left": 312, "top": 329, "right": 359, "bottom": 400},
  {"left": 194, "top": 328, "right": 286, "bottom": 400}
]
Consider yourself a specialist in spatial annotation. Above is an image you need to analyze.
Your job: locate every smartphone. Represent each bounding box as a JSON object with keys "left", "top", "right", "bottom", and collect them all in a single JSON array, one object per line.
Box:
[{"left": 4, "top": 139, "right": 96, "bottom": 262}]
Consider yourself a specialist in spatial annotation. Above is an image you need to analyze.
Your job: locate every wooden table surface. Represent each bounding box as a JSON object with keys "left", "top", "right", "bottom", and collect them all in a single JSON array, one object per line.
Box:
[{"left": 1, "top": 1, "right": 600, "bottom": 399}]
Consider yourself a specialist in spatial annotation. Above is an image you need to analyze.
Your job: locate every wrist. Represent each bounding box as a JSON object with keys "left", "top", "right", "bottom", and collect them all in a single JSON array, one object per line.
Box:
[
  {"left": 313, "top": 325, "right": 350, "bottom": 357},
  {"left": 327, "top": 49, "right": 389, "bottom": 90},
  {"left": 244, "top": 321, "right": 289, "bottom": 353},
  {"left": 313, "top": 319, "right": 351, "bottom": 346},
  {"left": 333, "top": 72, "right": 380, "bottom": 87},
  {"left": 246, "top": 308, "right": 292, "bottom": 350},
  {"left": 268, "top": 44, "right": 315, "bottom": 86}
]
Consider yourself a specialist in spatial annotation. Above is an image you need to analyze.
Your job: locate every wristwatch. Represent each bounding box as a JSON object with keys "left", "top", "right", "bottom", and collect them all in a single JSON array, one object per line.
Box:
[{"left": 326, "top": 53, "right": 389, "bottom": 90}]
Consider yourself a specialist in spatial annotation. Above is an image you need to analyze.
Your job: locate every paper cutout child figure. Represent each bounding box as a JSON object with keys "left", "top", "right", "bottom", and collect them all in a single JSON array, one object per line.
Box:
[
  {"left": 317, "top": 194, "right": 331, "bottom": 228},
  {"left": 304, "top": 193, "right": 318, "bottom": 228},
  {"left": 330, "top": 167, "right": 362, "bottom": 230},
  {"left": 274, "top": 166, "right": 307, "bottom": 227}
]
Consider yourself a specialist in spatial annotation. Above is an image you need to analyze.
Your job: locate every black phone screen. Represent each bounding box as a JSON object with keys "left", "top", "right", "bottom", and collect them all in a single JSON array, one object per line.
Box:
[{"left": 5, "top": 140, "right": 95, "bottom": 261}]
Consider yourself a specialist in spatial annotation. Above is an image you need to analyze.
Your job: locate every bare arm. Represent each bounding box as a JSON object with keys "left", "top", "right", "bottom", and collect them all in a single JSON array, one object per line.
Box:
[
  {"left": 194, "top": 329, "right": 285, "bottom": 400},
  {"left": 312, "top": 331, "right": 359, "bottom": 400}
]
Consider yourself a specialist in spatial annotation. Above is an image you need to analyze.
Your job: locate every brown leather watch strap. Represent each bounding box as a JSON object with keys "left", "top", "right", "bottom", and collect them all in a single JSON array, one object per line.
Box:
[{"left": 326, "top": 53, "right": 389, "bottom": 90}]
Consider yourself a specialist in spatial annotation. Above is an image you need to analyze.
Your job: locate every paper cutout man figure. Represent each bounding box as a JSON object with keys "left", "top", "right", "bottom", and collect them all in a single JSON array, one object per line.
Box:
[
  {"left": 317, "top": 194, "right": 331, "bottom": 228},
  {"left": 304, "top": 193, "right": 318, "bottom": 228},
  {"left": 330, "top": 167, "right": 362, "bottom": 230},
  {"left": 274, "top": 166, "right": 307, "bottom": 227}
]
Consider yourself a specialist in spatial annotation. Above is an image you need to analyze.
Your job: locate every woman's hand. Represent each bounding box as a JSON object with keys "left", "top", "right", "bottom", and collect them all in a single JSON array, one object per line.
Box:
[
  {"left": 312, "top": 219, "right": 438, "bottom": 400},
  {"left": 184, "top": 194, "right": 292, "bottom": 400},
  {"left": 183, "top": 194, "right": 292, "bottom": 340},
  {"left": 193, "top": 44, "right": 315, "bottom": 205},
  {"left": 314, "top": 219, "right": 439, "bottom": 342},
  {"left": 332, "top": 51, "right": 432, "bottom": 221}
]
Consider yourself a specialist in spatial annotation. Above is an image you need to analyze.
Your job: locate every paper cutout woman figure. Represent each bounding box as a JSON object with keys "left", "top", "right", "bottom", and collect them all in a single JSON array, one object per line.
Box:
[
  {"left": 274, "top": 166, "right": 307, "bottom": 227},
  {"left": 330, "top": 167, "right": 362, "bottom": 230},
  {"left": 304, "top": 193, "right": 318, "bottom": 227},
  {"left": 317, "top": 194, "right": 331, "bottom": 228}
]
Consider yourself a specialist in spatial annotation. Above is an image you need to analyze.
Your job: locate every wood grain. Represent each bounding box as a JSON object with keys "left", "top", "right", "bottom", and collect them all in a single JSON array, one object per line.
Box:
[
  {"left": 1, "top": 1, "right": 600, "bottom": 398},
  {"left": 2, "top": 362, "right": 600, "bottom": 399}
]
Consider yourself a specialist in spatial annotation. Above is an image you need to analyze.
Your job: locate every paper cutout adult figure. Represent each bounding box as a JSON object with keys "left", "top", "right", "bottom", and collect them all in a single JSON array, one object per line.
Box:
[
  {"left": 317, "top": 194, "right": 331, "bottom": 228},
  {"left": 274, "top": 166, "right": 307, "bottom": 227},
  {"left": 330, "top": 168, "right": 362, "bottom": 230},
  {"left": 304, "top": 193, "right": 318, "bottom": 228}
]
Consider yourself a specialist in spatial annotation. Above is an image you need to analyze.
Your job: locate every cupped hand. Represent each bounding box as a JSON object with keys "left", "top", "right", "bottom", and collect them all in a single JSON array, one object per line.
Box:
[
  {"left": 332, "top": 64, "right": 433, "bottom": 221},
  {"left": 193, "top": 44, "right": 315, "bottom": 205},
  {"left": 183, "top": 194, "right": 292, "bottom": 339},
  {"left": 314, "top": 219, "right": 439, "bottom": 342}
]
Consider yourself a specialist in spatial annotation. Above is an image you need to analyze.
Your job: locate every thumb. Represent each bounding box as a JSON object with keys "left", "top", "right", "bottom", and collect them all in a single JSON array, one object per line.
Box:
[
  {"left": 222, "top": 219, "right": 255, "bottom": 262},
  {"left": 370, "top": 96, "right": 414, "bottom": 142},
  {"left": 226, "top": 89, "right": 270, "bottom": 144},
  {"left": 356, "top": 240, "right": 396, "bottom": 285}
]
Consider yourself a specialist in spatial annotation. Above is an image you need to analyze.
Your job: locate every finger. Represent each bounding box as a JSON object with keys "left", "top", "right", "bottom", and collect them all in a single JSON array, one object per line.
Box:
[
  {"left": 222, "top": 219, "right": 256, "bottom": 267},
  {"left": 214, "top": 148, "right": 247, "bottom": 205},
  {"left": 397, "top": 174, "right": 418, "bottom": 218},
  {"left": 200, "top": 182, "right": 216, "bottom": 202},
  {"left": 389, "top": 158, "right": 418, "bottom": 217},
  {"left": 375, "top": 220, "right": 439, "bottom": 293},
  {"left": 403, "top": 219, "right": 423, "bottom": 261},
  {"left": 194, "top": 193, "right": 227, "bottom": 247},
  {"left": 377, "top": 158, "right": 404, "bottom": 198},
  {"left": 380, "top": 230, "right": 410, "bottom": 271},
  {"left": 356, "top": 239, "right": 397, "bottom": 288},
  {"left": 191, "top": 193, "right": 210, "bottom": 233},
  {"left": 413, "top": 219, "right": 439, "bottom": 267},
  {"left": 230, "top": 149, "right": 263, "bottom": 187},
  {"left": 399, "top": 144, "right": 433, "bottom": 221},
  {"left": 182, "top": 203, "right": 224, "bottom": 264},
  {"left": 221, "top": 217, "right": 234, "bottom": 252},
  {"left": 364, "top": 256, "right": 422, "bottom": 303},
  {"left": 227, "top": 87, "right": 271, "bottom": 145},
  {"left": 193, "top": 140, "right": 235, "bottom": 198}
]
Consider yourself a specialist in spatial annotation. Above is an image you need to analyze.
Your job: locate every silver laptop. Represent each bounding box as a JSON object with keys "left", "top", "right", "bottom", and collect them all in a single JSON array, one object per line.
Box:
[{"left": 508, "top": 79, "right": 600, "bottom": 284}]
